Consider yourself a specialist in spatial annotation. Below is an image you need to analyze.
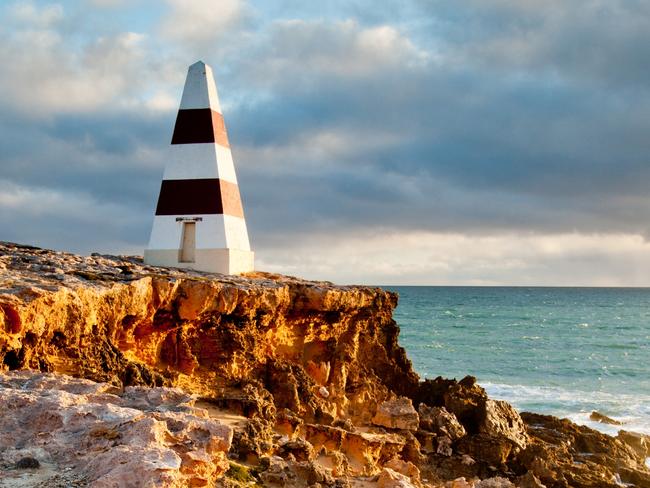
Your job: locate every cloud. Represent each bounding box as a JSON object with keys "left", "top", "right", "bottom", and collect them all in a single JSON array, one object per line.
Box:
[
  {"left": 0, "top": 179, "right": 147, "bottom": 254},
  {"left": 0, "top": 2, "right": 184, "bottom": 116},
  {"left": 89, "top": 0, "right": 128, "bottom": 7},
  {"left": 227, "top": 18, "right": 429, "bottom": 102},
  {"left": 260, "top": 20, "right": 426, "bottom": 78},
  {"left": 0, "top": 107, "right": 168, "bottom": 211},
  {"left": 159, "top": 0, "right": 246, "bottom": 49},
  {"left": 218, "top": 13, "right": 650, "bottom": 244},
  {"left": 8, "top": 1, "right": 63, "bottom": 27},
  {"left": 257, "top": 230, "right": 650, "bottom": 286},
  {"left": 0, "top": 29, "right": 148, "bottom": 114},
  {"left": 415, "top": 0, "right": 650, "bottom": 88}
]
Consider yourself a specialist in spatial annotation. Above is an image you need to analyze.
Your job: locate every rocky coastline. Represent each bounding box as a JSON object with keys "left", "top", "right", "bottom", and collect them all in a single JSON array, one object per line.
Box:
[{"left": 0, "top": 241, "right": 649, "bottom": 487}]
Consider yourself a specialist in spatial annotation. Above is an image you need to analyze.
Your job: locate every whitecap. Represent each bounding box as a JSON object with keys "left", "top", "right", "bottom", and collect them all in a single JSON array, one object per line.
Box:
[{"left": 481, "top": 381, "right": 650, "bottom": 436}]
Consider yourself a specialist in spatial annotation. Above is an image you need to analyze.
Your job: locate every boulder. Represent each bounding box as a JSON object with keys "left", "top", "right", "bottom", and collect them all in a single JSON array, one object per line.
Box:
[
  {"left": 419, "top": 404, "right": 466, "bottom": 440},
  {"left": 479, "top": 400, "right": 528, "bottom": 451},
  {"left": 590, "top": 411, "right": 622, "bottom": 426},
  {"left": 372, "top": 397, "right": 420, "bottom": 431}
]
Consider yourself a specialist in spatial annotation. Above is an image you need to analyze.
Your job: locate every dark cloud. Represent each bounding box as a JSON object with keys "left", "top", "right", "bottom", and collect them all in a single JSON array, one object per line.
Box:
[
  {"left": 221, "top": 19, "right": 650, "bottom": 240},
  {"left": 411, "top": 1, "right": 650, "bottom": 89}
]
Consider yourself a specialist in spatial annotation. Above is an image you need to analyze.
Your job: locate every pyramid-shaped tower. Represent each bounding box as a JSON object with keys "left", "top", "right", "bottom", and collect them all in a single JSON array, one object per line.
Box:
[{"left": 144, "top": 61, "right": 254, "bottom": 274}]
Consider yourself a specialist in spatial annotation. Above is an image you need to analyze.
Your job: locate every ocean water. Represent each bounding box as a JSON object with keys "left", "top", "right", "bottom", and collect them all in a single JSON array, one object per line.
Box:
[{"left": 386, "top": 286, "right": 650, "bottom": 436}]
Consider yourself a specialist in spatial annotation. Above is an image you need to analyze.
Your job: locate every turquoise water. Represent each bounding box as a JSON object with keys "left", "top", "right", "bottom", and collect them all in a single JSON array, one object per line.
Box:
[{"left": 387, "top": 287, "right": 650, "bottom": 435}]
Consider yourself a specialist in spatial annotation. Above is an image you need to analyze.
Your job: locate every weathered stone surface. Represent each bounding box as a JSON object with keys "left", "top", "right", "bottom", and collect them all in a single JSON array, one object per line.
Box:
[
  {"left": 617, "top": 429, "right": 650, "bottom": 459},
  {"left": 419, "top": 404, "right": 466, "bottom": 441},
  {"left": 518, "top": 412, "right": 648, "bottom": 488},
  {"left": 302, "top": 423, "right": 405, "bottom": 476},
  {"left": 415, "top": 376, "right": 488, "bottom": 430},
  {"left": 373, "top": 397, "right": 420, "bottom": 431},
  {"left": 475, "top": 477, "right": 514, "bottom": 488},
  {"left": 0, "top": 370, "right": 232, "bottom": 487},
  {"left": 437, "top": 436, "right": 454, "bottom": 457},
  {"left": 479, "top": 400, "right": 527, "bottom": 450},
  {"left": 257, "top": 455, "right": 338, "bottom": 487},
  {"left": 385, "top": 456, "right": 421, "bottom": 484},
  {"left": 446, "top": 477, "right": 475, "bottom": 488},
  {"left": 277, "top": 437, "right": 314, "bottom": 462},
  {"left": 516, "top": 472, "right": 547, "bottom": 488},
  {"left": 377, "top": 467, "right": 417, "bottom": 488},
  {"left": 457, "top": 433, "right": 513, "bottom": 467}
]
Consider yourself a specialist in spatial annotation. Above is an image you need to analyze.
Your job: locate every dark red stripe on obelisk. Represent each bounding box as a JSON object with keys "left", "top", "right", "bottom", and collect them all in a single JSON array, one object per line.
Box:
[
  {"left": 155, "top": 178, "right": 244, "bottom": 217},
  {"left": 171, "top": 109, "right": 229, "bottom": 147}
]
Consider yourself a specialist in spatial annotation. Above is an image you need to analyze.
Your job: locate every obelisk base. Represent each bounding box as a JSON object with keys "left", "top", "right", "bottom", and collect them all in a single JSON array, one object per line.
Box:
[{"left": 144, "top": 248, "right": 254, "bottom": 275}]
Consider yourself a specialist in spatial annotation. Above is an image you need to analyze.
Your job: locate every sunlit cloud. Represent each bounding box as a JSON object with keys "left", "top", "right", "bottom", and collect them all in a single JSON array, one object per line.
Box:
[
  {"left": 258, "top": 231, "right": 650, "bottom": 286},
  {"left": 159, "top": 0, "right": 247, "bottom": 48}
]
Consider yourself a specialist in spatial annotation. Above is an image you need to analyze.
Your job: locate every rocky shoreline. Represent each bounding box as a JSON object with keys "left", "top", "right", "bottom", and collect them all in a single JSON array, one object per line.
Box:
[{"left": 1, "top": 241, "right": 649, "bottom": 487}]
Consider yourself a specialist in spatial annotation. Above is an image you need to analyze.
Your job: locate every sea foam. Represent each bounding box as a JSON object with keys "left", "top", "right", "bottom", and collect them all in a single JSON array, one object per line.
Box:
[{"left": 483, "top": 381, "right": 650, "bottom": 436}]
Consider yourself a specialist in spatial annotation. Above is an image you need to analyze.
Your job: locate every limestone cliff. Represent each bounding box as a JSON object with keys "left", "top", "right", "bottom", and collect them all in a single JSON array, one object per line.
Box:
[
  {"left": 0, "top": 242, "right": 416, "bottom": 423},
  {"left": 1, "top": 242, "right": 649, "bottom": 488}
]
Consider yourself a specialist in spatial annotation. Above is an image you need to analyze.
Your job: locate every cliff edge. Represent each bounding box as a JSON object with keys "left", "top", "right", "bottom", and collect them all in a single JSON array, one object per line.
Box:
[{"left": 0, "top": 242, "right": 648, "bottom": 488}]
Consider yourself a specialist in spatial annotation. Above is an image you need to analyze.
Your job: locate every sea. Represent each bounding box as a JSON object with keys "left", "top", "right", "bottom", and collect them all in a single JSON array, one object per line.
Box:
[{"left": 385, "top": 286, "right": 650, "bottom": 437}]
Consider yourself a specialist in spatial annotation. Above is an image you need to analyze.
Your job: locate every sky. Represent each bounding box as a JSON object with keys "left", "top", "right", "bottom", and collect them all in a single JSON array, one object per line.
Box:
[{"left": 1, "top": 0, "right": 650, "bottom": 286}]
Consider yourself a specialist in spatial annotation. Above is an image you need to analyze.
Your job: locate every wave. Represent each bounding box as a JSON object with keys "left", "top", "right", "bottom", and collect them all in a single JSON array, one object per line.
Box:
[{"left": 481, "top": 381, "right": 650, "bottom": 436}]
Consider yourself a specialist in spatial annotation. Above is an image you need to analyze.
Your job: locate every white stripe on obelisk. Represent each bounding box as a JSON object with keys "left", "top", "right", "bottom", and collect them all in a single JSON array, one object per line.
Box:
[
  {"left": 162, "top": 144, "right": 238, "bottom": 184},
  {"left": 179, "top": 61, "right": 222, "bottom": 112}
]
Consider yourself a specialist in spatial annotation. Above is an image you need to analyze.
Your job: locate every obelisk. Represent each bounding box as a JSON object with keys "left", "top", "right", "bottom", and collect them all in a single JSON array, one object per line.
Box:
[{"left": 144, "top": 61, "right": 254, "bottom": 274}]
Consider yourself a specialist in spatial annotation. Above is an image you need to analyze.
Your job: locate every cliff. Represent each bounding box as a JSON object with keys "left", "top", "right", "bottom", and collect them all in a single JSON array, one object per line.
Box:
[{"left": 0, "top": 241, "right": 649, "bottom": 488}]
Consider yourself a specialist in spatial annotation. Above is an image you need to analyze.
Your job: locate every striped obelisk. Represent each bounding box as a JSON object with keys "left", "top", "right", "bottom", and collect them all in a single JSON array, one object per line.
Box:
[{"left": 144, "top": 61, "right": 254, "bottom": 274}]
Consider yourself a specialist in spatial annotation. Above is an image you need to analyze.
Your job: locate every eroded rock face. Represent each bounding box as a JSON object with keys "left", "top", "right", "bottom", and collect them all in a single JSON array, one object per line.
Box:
[
  {"left": 0, "top": 370, "right": 232, "bottom": 487},
  {"left": 0, "top": 242, "right": 419, "bottom": 426}
]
